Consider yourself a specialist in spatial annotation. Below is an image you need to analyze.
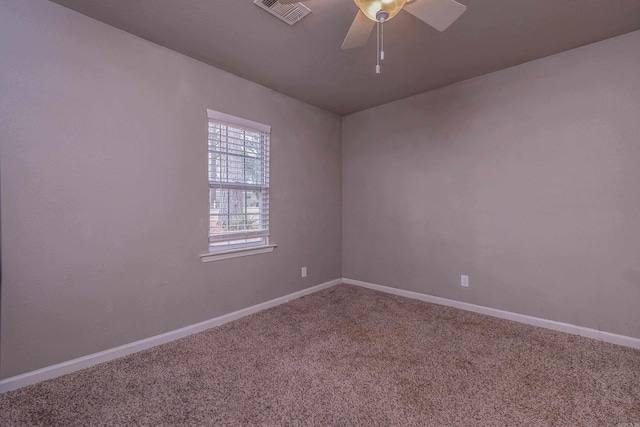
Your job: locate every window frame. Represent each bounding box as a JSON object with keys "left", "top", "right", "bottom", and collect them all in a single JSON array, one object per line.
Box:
[{"left": 200, "top": 109, "right": 275, "bottom": 262}]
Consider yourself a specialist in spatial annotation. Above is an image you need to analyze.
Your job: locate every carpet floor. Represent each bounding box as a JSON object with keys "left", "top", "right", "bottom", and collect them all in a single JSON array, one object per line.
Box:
[{"left": 1, "top": 284, "right": 639, "bottom": 426}]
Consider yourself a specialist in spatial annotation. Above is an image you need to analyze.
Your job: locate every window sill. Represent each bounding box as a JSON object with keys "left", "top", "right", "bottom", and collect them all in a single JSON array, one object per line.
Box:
[{"left": 199, "top": 244, "right": 277, "bottom": 263}]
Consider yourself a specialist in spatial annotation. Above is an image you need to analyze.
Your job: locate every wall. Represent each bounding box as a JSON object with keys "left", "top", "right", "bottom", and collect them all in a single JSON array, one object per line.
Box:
[
  {"left": 343, "top": 30, "right": 640, "bottom": 339},
  {"left": 0, "top": 0, "right": 342, "bottom": 378}
]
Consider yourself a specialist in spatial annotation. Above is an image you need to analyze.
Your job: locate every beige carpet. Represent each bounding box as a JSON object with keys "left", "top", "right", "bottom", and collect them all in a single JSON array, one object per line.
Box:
[{"left": 1, "top": 284, "right": 639, "bottom": 426}]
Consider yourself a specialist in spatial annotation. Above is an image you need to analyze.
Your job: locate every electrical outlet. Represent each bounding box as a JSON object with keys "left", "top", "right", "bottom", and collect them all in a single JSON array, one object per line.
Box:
[
  {"left": 301, "top": 267, "right": 307, "bottom": 278},
  {"left": 461, "top": 275, "right": 469, "bottom": 287}
]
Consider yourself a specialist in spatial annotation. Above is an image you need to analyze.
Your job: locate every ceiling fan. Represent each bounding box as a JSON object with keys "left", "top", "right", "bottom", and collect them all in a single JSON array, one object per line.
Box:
[{"left": 278, "top": 0, "right": 466, "bottom": 72}]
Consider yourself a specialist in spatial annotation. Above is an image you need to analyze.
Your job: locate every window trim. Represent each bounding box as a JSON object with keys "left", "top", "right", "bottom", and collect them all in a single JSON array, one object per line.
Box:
[
  {"left": 200, "top": 244, "right": 277, "bottom": 263},
  {"left": 203, "top": 109, "right": 274, "bottom": 261},
  {"left": 207, "top": 109, "right": 271, "bottom": 134}
]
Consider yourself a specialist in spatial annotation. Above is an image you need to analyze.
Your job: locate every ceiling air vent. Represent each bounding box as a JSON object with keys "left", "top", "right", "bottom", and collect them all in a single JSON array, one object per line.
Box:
[{"left": 254, "top": 0, "right": 311, "bottom": 25}]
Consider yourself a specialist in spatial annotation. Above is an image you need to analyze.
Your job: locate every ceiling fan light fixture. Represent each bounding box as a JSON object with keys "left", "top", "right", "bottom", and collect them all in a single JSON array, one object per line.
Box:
[
  {"left": 354, "top": 0, "right": 407, "bottom": 22},
  {"left": 343, "top": 0, "right": 466, "bottom": 74}
]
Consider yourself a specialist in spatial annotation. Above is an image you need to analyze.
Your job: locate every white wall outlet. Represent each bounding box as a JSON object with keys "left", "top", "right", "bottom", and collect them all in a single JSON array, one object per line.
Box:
[
  {"left": 461, "top": 275, "right": 469, "bottom": 287},
  {"left": 301, "top": 267, "right": 307, "bottom": 278}
]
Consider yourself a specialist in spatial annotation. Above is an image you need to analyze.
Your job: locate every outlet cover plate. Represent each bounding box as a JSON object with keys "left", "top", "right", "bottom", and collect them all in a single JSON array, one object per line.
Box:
[{"left": 461, "top": 275, "right": 469, "bottom": 287}]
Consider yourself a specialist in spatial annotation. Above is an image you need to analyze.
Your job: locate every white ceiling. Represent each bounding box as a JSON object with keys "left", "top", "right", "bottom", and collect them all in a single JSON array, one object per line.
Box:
[{"left": 50, "top": 0, "right": 640, "bottom": 115}]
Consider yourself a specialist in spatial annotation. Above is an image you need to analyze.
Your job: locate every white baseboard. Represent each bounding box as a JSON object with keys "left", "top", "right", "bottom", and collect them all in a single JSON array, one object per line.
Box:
[
  {"left": 4, "top": 277, "right": 638, "bottom": 393},
  {"left": 0, "top": 278, "right": 342, "bottom": 394},
  {"left": 342, "top": 278, "right": 640, "bottom": 350}
]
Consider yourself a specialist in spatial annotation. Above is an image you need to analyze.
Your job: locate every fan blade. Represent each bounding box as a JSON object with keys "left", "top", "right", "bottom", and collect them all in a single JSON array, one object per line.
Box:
[
  {"left": 278, "top": 0, "right": 309, "bottom": 4},
  {"left": 341, "top": 11, "right": 375, "bottom": 49},
  {"left": 403, "top": 0, "right": 466, "bottom": 32}
]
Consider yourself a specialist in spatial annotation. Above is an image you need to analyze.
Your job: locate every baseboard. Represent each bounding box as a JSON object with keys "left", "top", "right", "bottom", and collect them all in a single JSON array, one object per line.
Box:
[
  {"left": 0, "top": 278, "right": 342, "bottom": 394},
  {"left": 342, "top": 278, "right": 640, "bottom": 350},
  {"left": 5, "top": 277, "right": 638, "bottom": 393}
]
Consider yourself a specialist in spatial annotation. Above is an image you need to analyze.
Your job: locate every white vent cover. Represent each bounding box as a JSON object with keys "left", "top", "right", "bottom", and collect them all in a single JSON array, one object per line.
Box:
[{"left": 254, "top": 0, "right": 311, "bottom": 25}]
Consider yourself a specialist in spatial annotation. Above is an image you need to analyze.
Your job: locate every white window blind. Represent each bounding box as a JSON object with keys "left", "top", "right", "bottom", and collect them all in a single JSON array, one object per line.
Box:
[{"left": 207, "top": 109, "right": 270, "bottom": 251}]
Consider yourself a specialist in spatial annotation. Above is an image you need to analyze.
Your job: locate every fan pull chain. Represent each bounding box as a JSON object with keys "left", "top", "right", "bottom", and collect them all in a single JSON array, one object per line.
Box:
[
  {"left": 375, "top": 10, "right": 388, "bottom": 74},
  {"left": 376, "top": 21, "right": 381, "bottom": 74},
  {"left": 381, "top": 20, "right": 384, "bottom": 61}
]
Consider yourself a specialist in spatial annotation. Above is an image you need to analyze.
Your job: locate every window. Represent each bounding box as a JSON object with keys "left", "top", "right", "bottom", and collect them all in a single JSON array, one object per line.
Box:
[{"left": 202, "top": 109, "right": 273, "bottom": 260}]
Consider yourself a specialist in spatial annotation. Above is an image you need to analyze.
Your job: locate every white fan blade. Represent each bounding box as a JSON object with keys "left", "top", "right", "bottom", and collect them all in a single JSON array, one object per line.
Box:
[
  {"left": 341, "top": 11, "right": 375, "bottom": 49},
  {"left": 403, "top": 0, "right": 466, "bottom": 32},
  {"left": 278, "top": 0, "right": 309, "bottom": 4}
]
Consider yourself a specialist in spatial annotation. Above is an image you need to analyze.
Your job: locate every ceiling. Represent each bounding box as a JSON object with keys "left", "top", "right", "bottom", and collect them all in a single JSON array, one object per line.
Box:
[{"left": 50, "top": 0, "right": 640, "bottom": 115}]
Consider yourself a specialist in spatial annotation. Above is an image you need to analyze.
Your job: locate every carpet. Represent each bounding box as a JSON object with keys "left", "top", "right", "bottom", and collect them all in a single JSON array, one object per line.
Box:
[{"left": 1, "top": 284, "right": 639, "bottom": 426}]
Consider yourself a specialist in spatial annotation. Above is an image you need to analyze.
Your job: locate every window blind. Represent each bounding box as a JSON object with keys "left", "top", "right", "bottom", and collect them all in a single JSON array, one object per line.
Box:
[{"left": 207, "top": 110, "right": 270, "bottom": 250}]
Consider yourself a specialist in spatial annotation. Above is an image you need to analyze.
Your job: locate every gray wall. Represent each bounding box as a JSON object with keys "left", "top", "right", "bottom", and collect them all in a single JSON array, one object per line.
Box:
[
  {"left": 0, "top": 0, "right": 342, "bottom": 379},
  {"left": 343, "top": 30, "right": 640, "bottom": 339}
]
